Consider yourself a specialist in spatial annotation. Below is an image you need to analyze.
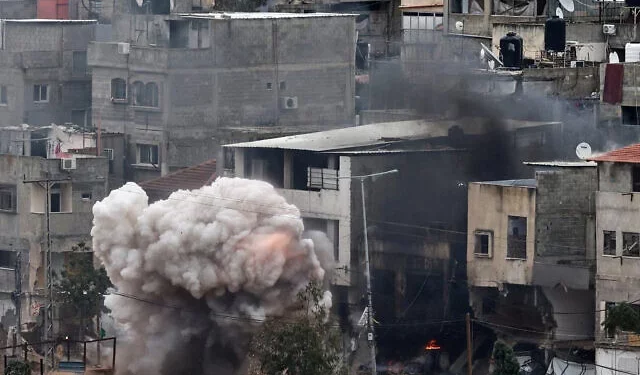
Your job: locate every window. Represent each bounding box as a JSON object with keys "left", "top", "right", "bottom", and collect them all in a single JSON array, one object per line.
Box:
[
  {"left": 33, "top": 84, "right": 48, "bottom": 103},
  {"left": 111, "top": 78, "right": 127, "bottom": 100},
  {"left": 0, "top": 85, "right": 7, "bottom": 105},
  {"left": 0, "top": 250, "right": 16, "bottom": 269},
  {"left": 622, "top": 106, "right": 640, "bottom": 126},
  {"left": 507, "top": 216, "right": 527, "bottom": 259},
  {"left": 137, "top": 144, "right": 159, "bottom": 165},
  {"left": 633, "top": 166, "right": 640, "bottom": 192},
  {"left": 81, "top": 192, "right": 92, "bottom": 200},
  {"left": 103, "top": 148, "right": 114, "bottom": 173},
  {"left": 145, "top": 82, "right": 159, "bottom": 107},
  {"left": 132, "top": 81, "right": 144, "bottom": 106},
  {"left": 623, "top": 232, "right": 640, "bottom": 257},
  {"left": 0, "top": 186, "right": 16, "bottom": 212},
  {"left": 307, "top": 168, "right": 338, "bottom": 190},
  {"left": 474, "top": 230, "right": 493, "bottom": 256},
  {"left": 280, "top": 81, "right": 286, "bottom": 90},
  {"left": 604, "top": 231, "right": 617, "bottom": 256},
  {"left": 71, "top": 109, "right": 87, "bottom": 128},
  {"left": 72, "top": 51, "right": 87, "bottom": 75},
  {"left": 266, "top": 82, "right": 273, "bottom": 90}
]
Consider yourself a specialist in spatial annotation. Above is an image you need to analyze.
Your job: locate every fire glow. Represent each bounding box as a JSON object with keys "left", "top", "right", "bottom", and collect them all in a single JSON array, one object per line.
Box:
[{"left": 425, "top": 339, "right": 442, "bottom": 350}]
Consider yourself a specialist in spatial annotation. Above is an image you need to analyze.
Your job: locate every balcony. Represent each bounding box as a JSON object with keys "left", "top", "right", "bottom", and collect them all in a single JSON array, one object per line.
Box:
[{"left": 277, "top": 188, "right": 343, "bottom": 218}]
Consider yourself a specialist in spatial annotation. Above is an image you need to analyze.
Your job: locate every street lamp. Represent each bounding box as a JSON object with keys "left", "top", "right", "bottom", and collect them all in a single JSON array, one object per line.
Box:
[{"left": 342, "top": 168, "right": 398, "bottom": 375}]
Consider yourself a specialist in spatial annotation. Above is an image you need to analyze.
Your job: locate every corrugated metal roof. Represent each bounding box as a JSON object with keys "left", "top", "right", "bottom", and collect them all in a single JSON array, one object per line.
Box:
[
  {"left": 139, "top": 159, "right": 217, "bottom": 194},
  {"left": 589, "top": 143, "right": 640, "bottom": 164},
  {"left": 4, "top": 19, "right": 97, "bottom": 24},
  {"left": 474, "top": 179, "right": 537, "bottom": 188},
  {"left": 524, "top": 161, "right": 596, "bottom": 167},
  {"left": 224, "top": 118, "right": 560, "bottom": 152},
  {"left": 179, "top": 12, "right": 355, "bottom": 20}
]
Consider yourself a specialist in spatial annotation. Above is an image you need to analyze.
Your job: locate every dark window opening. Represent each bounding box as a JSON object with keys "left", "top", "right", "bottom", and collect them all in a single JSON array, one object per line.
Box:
[
  {"left": 138, "top": 144, "right": 159, "bottom": 165},
  {"left": 132, "top": 81, "right": 144, "bottom": 106},
  {"left": 604, "top": 230, "right": 616, "bottom": 256},
  {"left": 266, "top": 82, "right": 273, "bottom": 90},
  {"left": 474, "top": 231, "right": 492, "bottom": 256},
  {"left": 622, "top": 106, "right": 640, "bottom": 126},
  {"left": 71, "top": 109, "right": 88, "bottom": 128},
  {"left": 169, "top": 21, "right": 190, "bottom": 48},
  {"left": 111, "top": 78, "right": 127, "bottom": 100},
  {"left": 623, "top": 232, "right": 640, "bottom": 257},
  {"left": 244, "top": 149, "right": 284, "bottom": 188},
  {"left": 81, "top": 192, "right": 92, "bottom": 200},
  {"left": 633, "top": 166, "right": 640, "bottom": 192},
  {"left": 50, "top": 192, "right": 61, "bottom": 213},
  {"left": 0, "top": 186, "right": 16, "bottom": 212},
  {"left": 279, "top": 81, "right": 286, "bottom": 90},
  {"left": 0, "top": 250, "right": 16, "bottom": 269},
  {"left": 72, "top": 51, "right": 87, "bottom": 75},
  {"left": 0, "top": 85, "right": 7, "bottom": 105},
  {"left": 507, "top": 216, "right": 527, "bottom": 259}
]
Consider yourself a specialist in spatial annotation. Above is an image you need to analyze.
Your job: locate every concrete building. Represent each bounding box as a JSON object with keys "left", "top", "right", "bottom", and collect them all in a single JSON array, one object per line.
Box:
[
  {"left": 0, "top": 152, "right": 108, "bottom": 341},
  {"left": 467, "top": 161, "right": 597, "bottom": 353},
  {"left": 588, "top": 144, "right": 640, "bottom": 375},
  {"left": 88, "top": 11, "right": 356, "bottom": 183},
  {"left": 0, "top": 19, "right": 97, "bottom": 128}
]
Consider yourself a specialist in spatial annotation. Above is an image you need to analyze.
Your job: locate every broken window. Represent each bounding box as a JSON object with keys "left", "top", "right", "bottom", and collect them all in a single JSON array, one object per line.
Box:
[
  {"left": 169, "top": 21, "right": 190, "bottom": 48},
  {"left": 633, "top": 166, "right": 640, "bottom": 192},
  {"left": 623, "top": 232, "right": 640, "bottom": 257},
  {"left": 0, "top": 85, "right": 7, "bottom": 105},
  {"left": 623, "top": 106, "right": 640, "bottom": 126},
  {"left": 474, "top": 230, "right": 492, "bottom": 256},
  {"left": 507, "top": 216, "right": 527, "bottom": 259},
  {"left": 137, "top": 144, "right": 159, "bottom": 165},
  {"left": 0, "top": 185, "right": 16, "bottom": 212},
  {"left": 111, "top": 78, "right": 127, "bottom": 100},
  {"left": 603, "top": 230, "right": 617, "bottom": 256},
  {"left": 33, "top": 84, "right": 49, "bottom": 103}
]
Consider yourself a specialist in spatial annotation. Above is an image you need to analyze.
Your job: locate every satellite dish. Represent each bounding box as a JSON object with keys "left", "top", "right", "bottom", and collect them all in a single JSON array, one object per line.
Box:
[
  {"left": 610, "top": 51, "right": 620, "bottom": 63},
  {"left": 488, "top": 60, "right": 496, "bottom": 70},
  {"left": 480, "top": 48, "right": 486, "bottom": 60},
  {"left": 455, "top": 21, "right": 464, "bottom": 31},
  {"left": 556, "top": 7, "right": 564, "bottom": 18},
  {"left": 559, "top": 0, "right": 574, "bottom": 12},
  {"left": 576, "top": 142, "right": 592, "bottom": 160}
]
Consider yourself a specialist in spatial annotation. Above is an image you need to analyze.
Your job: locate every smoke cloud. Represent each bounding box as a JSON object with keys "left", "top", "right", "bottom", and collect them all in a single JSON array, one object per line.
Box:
[{"left": 91, "top": 177, "right": 334, "bottom": 375}]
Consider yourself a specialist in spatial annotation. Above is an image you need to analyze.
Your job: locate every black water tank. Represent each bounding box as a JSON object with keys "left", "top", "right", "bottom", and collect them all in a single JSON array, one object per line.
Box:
[
  {"left": 500, "top": 32, "right": 523, "bottom": 69},
  {"left": 545, "top": 16, "right": 566, "bottom": 52}
]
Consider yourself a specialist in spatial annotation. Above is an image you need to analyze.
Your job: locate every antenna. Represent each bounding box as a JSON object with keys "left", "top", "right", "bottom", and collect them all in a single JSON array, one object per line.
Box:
[
  {"left": 576, "top": 142, "right": 592, "bottom": 160},
  {"left": 556, "top": 7, "right": 564, "bottom": 18},
  {"left": 559, "top": 0, "right": 575, "bottom": 12}
]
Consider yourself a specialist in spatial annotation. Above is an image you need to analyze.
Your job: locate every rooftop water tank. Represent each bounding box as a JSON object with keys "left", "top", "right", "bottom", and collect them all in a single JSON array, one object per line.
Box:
[
  {"left": 500, "top": 32, "right": 523, "bottom": 69},
  {"left": 626, "top": 43, "right": 640, "bottom": 62},
  {"left": 545, "top": 16, "right": 566, "bottom": 52}
]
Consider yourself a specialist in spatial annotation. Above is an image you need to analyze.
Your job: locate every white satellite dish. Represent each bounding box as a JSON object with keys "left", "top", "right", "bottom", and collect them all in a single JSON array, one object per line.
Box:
[
  {"left": 559, "top": 0, "right": 575, "bottom": 12},
  {"left": 556, "top": 7, "right": 564, "bottom": 18},
  {"left": 576, "top": 142, "right": 592, "bottom": 160},
  {"left": 455, "top": 21, "right": 464, "bottom": 31}
]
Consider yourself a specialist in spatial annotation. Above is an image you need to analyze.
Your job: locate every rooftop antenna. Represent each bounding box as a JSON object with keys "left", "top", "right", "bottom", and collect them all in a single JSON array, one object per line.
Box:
[
  {"left": 559, "top": 0, "right": 575, "bottom": 12},
  {"left": 556, "top": 7, "right": 564, "bottom": 18},
  {"left": 576, "top": 142, "right": 592, "bottom": 160}
]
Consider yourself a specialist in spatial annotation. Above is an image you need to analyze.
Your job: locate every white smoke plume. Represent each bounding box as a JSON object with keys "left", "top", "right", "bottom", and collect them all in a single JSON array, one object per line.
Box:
[{"left": 91, "top": 177, "right": 334, "bottom": 375}]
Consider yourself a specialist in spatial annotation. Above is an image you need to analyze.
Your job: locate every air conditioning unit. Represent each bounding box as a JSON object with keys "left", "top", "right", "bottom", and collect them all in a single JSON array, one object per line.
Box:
[
  {"left": 61, "top": 158, "right": 76, "bottom": 170},
  {"left": 280, "top": 96, "right": 298, "bottom": 110},
  {"left": 571, "top": 60, "right": 585, "bottom": 68},
  {"left": 603, "top": 24, "right": 616, "bottom": 35},
  {"left": 117, "top": 42, "right": 130, "bottom": 55}
]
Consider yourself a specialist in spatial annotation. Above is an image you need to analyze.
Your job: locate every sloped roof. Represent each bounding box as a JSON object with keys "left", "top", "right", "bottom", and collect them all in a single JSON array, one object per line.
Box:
[
  {"left": 589, "top": 144, "right": 640, "bottom": 164},
  {"left": 139, "top": 160, "right": 217, "bottom": 194}
]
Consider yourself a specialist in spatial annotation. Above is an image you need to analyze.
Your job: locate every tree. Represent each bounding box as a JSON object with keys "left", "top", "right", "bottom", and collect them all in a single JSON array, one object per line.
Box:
[
  {"left": 491, "top": 340, "right": 520, "bottom": 375},
  {"left": 5, "top": 360, "right": 30, "bottom": 375},
  {"left": 602, "top": 302, "right": 640, "bottom": 336},
  {"left": 249, "top": 282, "right": 345, "bottom": 375},
  {"left": 213, "top": 0, "right": 266, "bottom": 12},
  {"left": 55, "top": 242, "right": 112, "bottom": 339}
]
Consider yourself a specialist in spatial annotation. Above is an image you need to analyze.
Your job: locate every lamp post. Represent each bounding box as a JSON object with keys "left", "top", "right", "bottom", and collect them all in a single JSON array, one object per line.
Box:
[{"left": 343, "top": 169, "right": 398, "bottom": 375}]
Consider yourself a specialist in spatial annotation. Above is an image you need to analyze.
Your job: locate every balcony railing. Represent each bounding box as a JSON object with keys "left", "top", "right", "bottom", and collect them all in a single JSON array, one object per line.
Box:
[{"left": 307, "top": 168, "right": 338, "bottom": 190}]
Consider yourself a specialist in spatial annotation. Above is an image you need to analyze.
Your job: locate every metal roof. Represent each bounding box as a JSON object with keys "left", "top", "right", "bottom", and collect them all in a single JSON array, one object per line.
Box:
[
  {"left": 589, "top": 143, "right": 640, "bottom": 164},
  {"left": 474, "top": 179, "right": 537, "bottom": 188},
  {"left": 224, "top": 119, "right": 560, "bottom": 152},
  {"left": 139, "top": 159, "right": 217, "bottom": 194},
  {"left": 524, "top": 161, "right": 596, "bottom": 167},
  {"left": 4, "top": 19, "right": 97, "bottom": 24},
  {"left": 179, "top": 12, "right": 355, "bottom": 20}
]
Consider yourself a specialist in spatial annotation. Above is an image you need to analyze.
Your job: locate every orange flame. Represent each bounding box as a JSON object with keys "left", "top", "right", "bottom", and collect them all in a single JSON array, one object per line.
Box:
[{"left": 425, "top": 339, "right": 441, "bottom": 350}]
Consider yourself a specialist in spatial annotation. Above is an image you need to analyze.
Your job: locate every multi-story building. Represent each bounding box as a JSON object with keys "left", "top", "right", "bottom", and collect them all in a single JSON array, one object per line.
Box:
[
  {"left": 467, "top": 161, "right": 597, "bottom": 360},
  {"left": 88, "top": 9, "right": 356, "bottom": 183},
  {"left": 589, "top": 144, "right": 640, "bottom": 375},
  {"left": 0, "top": 19, "right": 98, "bottom": 128},
  {"left": 0, "top": 151, "right": 108, "bottom": 340}
]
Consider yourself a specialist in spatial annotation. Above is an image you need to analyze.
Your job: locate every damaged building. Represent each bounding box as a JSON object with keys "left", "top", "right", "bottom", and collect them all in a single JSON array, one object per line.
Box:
[
  {"left": 467, "top": 161, "right": 597, "bottom": 364},
  {"left": 88, "top": 3, "right": 357, "bottom": 184}
]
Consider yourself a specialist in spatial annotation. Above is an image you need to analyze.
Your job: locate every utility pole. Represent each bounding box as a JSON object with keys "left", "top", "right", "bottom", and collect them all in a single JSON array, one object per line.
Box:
[
  {"left": 23, "top": 174, "right": 71, "bottom": 371},
  {"left": 343, "top": 169, "right": 398, "bottom": 375},
  {"left": 466, "top": 312, "right": 473, "bottom": 375}
]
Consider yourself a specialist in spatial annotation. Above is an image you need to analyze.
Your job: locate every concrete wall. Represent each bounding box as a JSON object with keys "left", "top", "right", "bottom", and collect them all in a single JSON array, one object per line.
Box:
[
  {"left": 467, "top": 182, "right": 536, "bottom": 286},
  {"left": 598, "top": 162, "right": 632, "bottom": 193},
  {"left": 0, "top": 21, "right": 96, "bottom": 127},
  {"left": 596, "top": 348, "right": 640, "bottom": 375},
  {"left": 534, "top": 167, "right": 597, "bottom": 259},
  {"left": 0, "top": 0, "right": 36, "bottom": 18}
]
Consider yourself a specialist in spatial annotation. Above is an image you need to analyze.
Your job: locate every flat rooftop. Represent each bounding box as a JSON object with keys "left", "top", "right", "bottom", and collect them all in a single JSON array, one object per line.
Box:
[
  {"left": 473, "top": 179, "right": 537, "bottom": 188},
  {"left": 179, "top": 12, "right": 355, "bottom": 20},
  {"left": 524, "top": 161, "right": 597, "bottom": 167},
  {"left": 3, "top": 19, "right": 97, "bottom": 24}
]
